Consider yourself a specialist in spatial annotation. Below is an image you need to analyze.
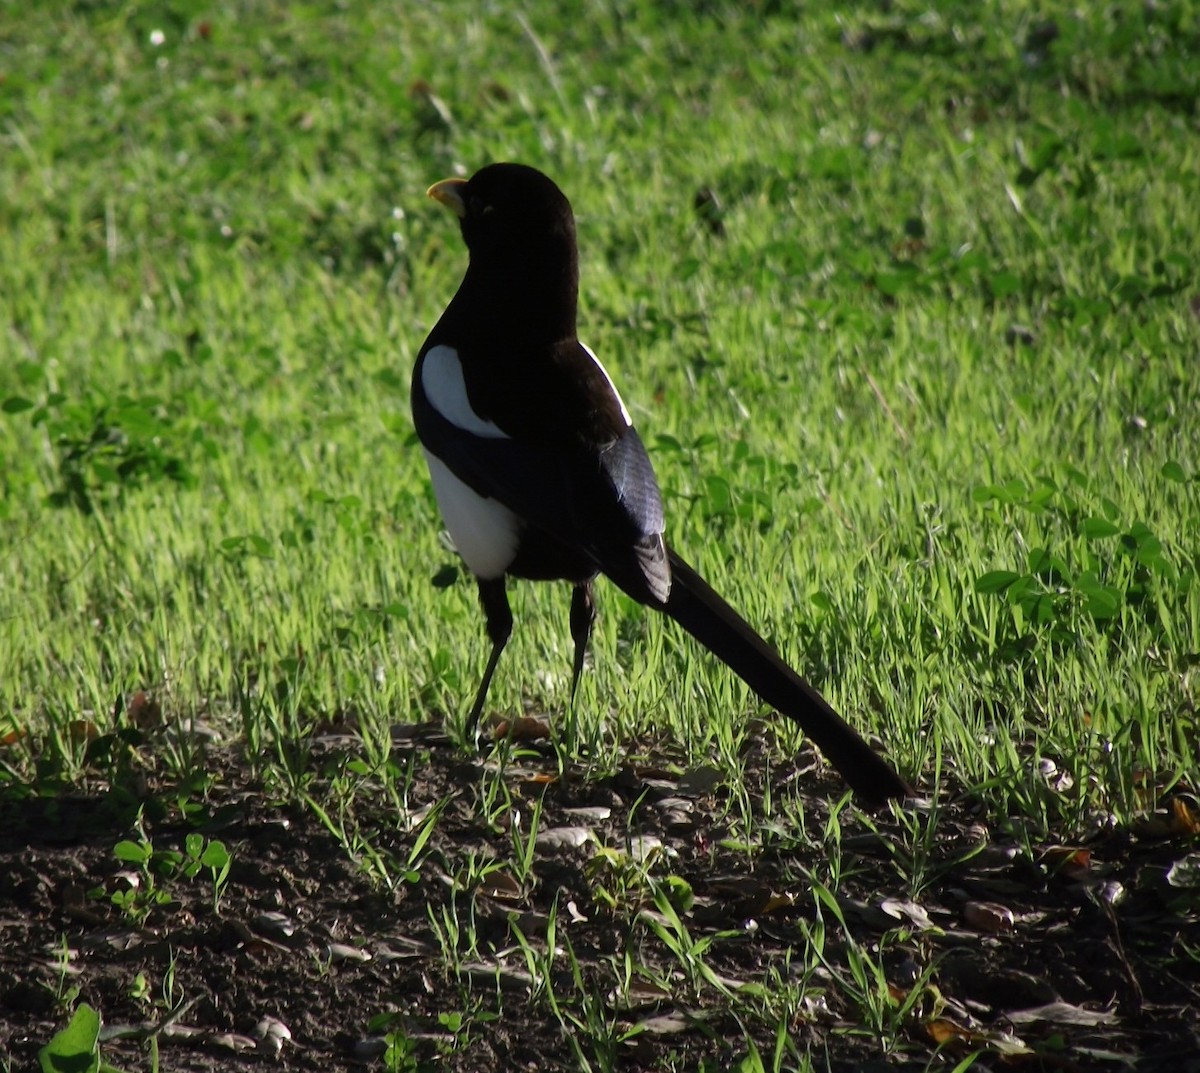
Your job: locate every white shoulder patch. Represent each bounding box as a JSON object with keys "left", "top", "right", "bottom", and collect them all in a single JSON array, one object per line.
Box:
[
  {"left": 580, "top": 342, "right": 632, "bottom": 427},
  {"left": 421, "top": 345, "right": 509, "bottom": 439}
]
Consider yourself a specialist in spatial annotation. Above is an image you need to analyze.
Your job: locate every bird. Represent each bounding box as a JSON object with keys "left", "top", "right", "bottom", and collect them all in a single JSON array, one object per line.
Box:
[{"left": 411, "top": 162, "right": 911, "bottom": 806}]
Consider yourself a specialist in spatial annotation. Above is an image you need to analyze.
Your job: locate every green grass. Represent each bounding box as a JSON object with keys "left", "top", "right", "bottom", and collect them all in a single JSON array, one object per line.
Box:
[{"left": 2, "top": 0, "right": 1198, "bottom": 1067}]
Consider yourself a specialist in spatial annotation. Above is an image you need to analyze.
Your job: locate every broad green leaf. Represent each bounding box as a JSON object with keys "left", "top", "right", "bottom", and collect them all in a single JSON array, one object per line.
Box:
[
  {"left": 200, "top": 840, "right": 231, "bottom": 870},
  {"left": 38, "top": 1003, "right": 101, "bottom": 1073},
  {"left": 113, "top": 840, "right": 151, "bottom": 864},
  {"left": 1081, "top": 517, "right": 1120, "bottom": 539},
  {"left": 975, "top": 570, "right": 1021, "bottom": 594},
  {"left": 1162, "top": 461, "right": 1187, "bottom": 483}
]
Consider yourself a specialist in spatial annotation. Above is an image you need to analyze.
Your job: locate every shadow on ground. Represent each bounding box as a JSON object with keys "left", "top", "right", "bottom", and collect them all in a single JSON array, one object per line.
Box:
[{"left": 3, "top": 723, "right": 1198, "bottom": 1070}]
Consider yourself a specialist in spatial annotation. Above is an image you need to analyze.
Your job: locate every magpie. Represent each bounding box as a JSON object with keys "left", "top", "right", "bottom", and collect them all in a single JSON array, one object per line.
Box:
[{"left": 412, "top": 163, "right": 911, "bottom": 806}]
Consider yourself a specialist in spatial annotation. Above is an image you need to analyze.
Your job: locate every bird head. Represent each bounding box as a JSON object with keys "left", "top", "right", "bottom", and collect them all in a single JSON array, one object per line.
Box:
[{"left": 428, "top": 163, "right": 577, "bottom": 269}]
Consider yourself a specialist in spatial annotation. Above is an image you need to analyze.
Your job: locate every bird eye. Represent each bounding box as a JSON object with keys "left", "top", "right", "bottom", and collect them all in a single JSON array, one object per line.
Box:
[{"left": 469, "top": 196, "right": 494, "bottom": 218}]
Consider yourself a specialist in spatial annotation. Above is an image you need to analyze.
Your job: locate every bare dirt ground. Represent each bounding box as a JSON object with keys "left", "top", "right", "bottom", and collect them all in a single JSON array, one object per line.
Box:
[{"left": 4, "top": 726, "right": 1199, "bottom": 1071}]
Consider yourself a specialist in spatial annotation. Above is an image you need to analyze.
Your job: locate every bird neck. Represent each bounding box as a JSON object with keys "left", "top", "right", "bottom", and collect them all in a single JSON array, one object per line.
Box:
[{"left": 454, "top": 240, "right": 579, "bottom": 346}]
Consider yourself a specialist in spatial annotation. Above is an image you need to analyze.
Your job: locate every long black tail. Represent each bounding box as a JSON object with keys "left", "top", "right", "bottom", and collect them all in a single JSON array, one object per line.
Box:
[{"left": 661, "top": 547, "right": 911, "bottom": 806}]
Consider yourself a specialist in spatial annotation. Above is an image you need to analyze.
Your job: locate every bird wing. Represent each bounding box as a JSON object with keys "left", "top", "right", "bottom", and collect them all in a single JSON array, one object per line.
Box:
[{"left": 413, "top": 339, "right": 670, "bottom": 602}]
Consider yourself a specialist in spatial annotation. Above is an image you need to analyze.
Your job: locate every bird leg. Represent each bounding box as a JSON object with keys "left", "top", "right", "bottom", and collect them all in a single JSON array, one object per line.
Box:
[
  {"left": 467, "top": 577, "right": 513, "bottom": 742},
  {"left": 568, "top": 581, "right": 595, "bottom": 706}
]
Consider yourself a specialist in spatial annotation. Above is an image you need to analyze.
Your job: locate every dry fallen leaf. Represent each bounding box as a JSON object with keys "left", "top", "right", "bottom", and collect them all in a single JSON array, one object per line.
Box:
[
  {"left": 760, "top": 891, "right": 798, "bottom": 915},
  {"left": 326, "top": 942, "right": 371, "bottom": 964},
  {"left": 372, "top": 936, "right": 435, "bottom": 963},
  {"left": 110, "top": 870, "right": 142, "bottom": 893},
  {"left": 563, "top": 805, "right": 612, "bottom": 823},
  {"left": 611, "top": 977, "right": 673, "bottom": 1009},
  {"left": 1169, "top": 796, "right": 1200, "bottom": 837},
  {"left": 535, "top": 826, "right": 594, "bottom": 852},
  {"left": 1166, "top": 853, "right": 1200, "bottom": 889},
  {"left": 479, "top": 869, "right": 524, "bottom": 903},
  {"left": 491, "top": 714, "right": 551, "bottom": 741},
  {"left": 652, "top": 795, "right": 695, "bottom": 814},
  {"left": 1040, "top": 845, "right": 1092, "bottom": 877},
  {"left": 126, "top": 690, "right": 162, "bottom": 728},
  {"left": 95, "top": 929, "right": 143, "bottom": 953},
  {"left": 924, "top": 1018, "right": 978, "bottom": 1045},
  {"left": 68, "top": 719, "right": 99, "bottom": 744},
  {"left": 880, "top": 898, "right": 936, "bottom": 931},
  {"left": 251, "top": 911, "right": 298, "bottom": 940},
  {"left": 1033, "top": 756, "right": 1075, "bottom": 792},
  {"left": 1005, "top": 1001, "right": 1116, "bottom": 1027},
  {"left": 462, "top": 960, "right": 534, "bottom": 991},
  {"left": 397, "top": 800, "right": 442, "bottom": 833},
  {"left": 627, "top": 835, "right": 674, "bottom": 863},
  {"left": 254, "top": 1016, "right": 292, "bottom": 1056},
  {"left": 204, "top": 1032, "right": 259, "bottom": 1053},
  {"left": 963, "top": 900, "right": 1015, "bottom": 933},
  {"left": 636, "top": 1011, "right": 695, "bottom": 1035},
  {"left": 0, "top": 723, "right": 29, "bottom": 746}
]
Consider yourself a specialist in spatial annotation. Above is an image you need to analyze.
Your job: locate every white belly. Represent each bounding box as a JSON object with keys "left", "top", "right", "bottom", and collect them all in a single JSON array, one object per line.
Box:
[{"left": 423, "top": 450, "right": 521, "bottom": 579}]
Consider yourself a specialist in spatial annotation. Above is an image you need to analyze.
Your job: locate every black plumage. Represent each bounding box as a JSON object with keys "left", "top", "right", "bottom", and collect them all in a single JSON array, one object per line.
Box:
[{"left": 412, "top": 163, "right": 911, "bottom": 806}]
